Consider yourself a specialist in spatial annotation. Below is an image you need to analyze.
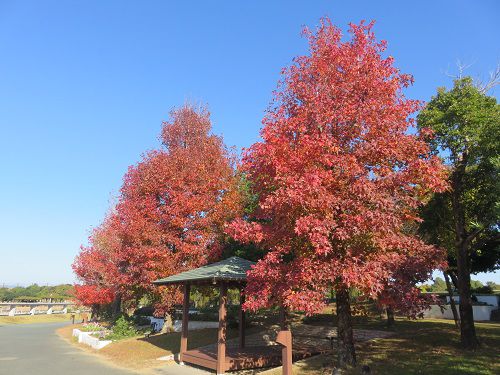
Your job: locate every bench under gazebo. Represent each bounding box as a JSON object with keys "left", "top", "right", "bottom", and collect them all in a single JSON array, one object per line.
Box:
[{"left": 153, "top": 256, "right": 293, "bottom": 374}]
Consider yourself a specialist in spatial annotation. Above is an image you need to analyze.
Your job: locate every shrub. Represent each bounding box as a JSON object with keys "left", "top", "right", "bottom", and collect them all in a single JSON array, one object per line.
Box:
[
  {"left": 189, "top": 311, "right": 219, "bottom": 321},
  {"left": 105, "top": 316, "right": 137, "bottom": 340},
  {"left": 472, "top": 285, "right": 494, "bottom": 294}
]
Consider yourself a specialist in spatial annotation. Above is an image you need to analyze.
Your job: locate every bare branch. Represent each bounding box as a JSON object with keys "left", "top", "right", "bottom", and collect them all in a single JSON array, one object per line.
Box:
[
  {"left": 475, "top": 63, "right": 500, "bottom": 93},
  {"left": 443, "top": 59, "right": 475, "bottom": 80},
  {"left": 456, "top": 59, "right": 475, "bottom": 79},
  {"left": 443, "top": 60, "right": 500, "bottom": 94}
]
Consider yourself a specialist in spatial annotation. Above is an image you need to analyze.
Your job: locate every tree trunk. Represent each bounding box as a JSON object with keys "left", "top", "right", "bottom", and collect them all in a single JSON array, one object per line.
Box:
[
  {"left": 443, "top": 271, "right": 460, "bottom": 328},
  {"left": 386, "top": 306, "right": 395, "bottom": 328},
  {"left": 451, "top": 158, "right": 479, "bottom": 349},
  {"left": 456, "top": 241, "right": 479, "bottom": 349},
  {"left": 90, "top": 304, "right": 99, "bottom": 321},
  {"left": 335, "top": 286, "right": 356, "bottom": 368},
  {"left": 112, "top": 293, "right": 122, "bottom": 318}
]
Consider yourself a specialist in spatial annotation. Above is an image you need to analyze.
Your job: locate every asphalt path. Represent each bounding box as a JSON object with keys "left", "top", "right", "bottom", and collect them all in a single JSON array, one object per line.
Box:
[{"left": 0, "top": 322, "right": 132, "bottom": 375}]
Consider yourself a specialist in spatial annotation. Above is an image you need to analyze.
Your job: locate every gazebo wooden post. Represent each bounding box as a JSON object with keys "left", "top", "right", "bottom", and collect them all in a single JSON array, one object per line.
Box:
[
  {"left": 279, "top": 307, "right": 293, "bottom": 375},
  {"left": 217, "top": 283, "right": 228, "bottom": 374},
  {"left": 238, "top": 287, "right": 246, "bottom": 349},
  {"left": 180, "top": 283, "right": 190, "bottom": 363}
]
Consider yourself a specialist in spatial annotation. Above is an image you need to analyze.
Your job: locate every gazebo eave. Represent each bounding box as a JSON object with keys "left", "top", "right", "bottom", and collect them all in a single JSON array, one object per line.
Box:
[{"left": 153, "top": 278, "right": 246, "bottom": 287}]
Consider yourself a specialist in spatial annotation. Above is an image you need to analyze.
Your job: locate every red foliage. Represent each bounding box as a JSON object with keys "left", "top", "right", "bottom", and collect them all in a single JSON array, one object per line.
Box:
[
  {"left": 73, "top": 284, "right": 115, "bottom": 307},
  {"left": 72, "top": 214, "right": 122, "bottom": 289},
  {"left": 72, "top": 214, "right": 122, "bottom": 307},
  {"left": 73, "top": 105, "right": 243, "bottom": 314},
  {"left": 227, "top": 19, "right": 448, "bottom": 315}
]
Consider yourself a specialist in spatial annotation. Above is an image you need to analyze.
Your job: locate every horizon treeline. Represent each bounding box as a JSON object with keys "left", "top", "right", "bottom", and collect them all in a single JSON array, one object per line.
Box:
[{"left": 0, "top": 283, "right": 73, "bottom": 301}]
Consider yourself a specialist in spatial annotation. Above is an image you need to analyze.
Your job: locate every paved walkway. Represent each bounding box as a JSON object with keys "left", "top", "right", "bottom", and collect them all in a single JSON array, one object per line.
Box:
[{"left": 0, "top": 322, "right": 132, "bottom": 375}]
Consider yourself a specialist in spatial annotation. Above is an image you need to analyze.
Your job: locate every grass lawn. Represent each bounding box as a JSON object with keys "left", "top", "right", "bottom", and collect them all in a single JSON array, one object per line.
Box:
[
  {"left": 263, "top": 318, "right": 500, "bottom": 375},
  {"left": 57, "top": 323, "right": 240, "bottom": 371},
  {"left": 0, "top": 313, "right": 81, "bottom": 325}
]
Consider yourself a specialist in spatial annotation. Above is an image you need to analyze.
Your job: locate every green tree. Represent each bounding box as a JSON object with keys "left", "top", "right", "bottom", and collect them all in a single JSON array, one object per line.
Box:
[
  {"left": 470, "top": 280, "right": 484, "bottom": 290},
  {"left": 429, "top": 277, "right": 447, "bottom": 292},
  {"left": 486, "top": 281, "right": 500, "bottom": 290},
  {"left": 418, "top": 77, "right": 500, "bottom": 349},
  {"left": 0, "top": 284, "right": 74, "bottom": 302}
]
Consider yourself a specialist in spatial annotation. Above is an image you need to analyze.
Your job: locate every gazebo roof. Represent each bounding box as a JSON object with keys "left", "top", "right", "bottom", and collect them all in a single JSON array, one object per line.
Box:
[{"left": 153, "top": 256, "right": 255, "bottom": 285}]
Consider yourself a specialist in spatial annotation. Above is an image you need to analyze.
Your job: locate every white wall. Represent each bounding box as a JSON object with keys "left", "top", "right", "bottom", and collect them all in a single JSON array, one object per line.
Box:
[{"left": 424, "top": 304, "right": 496, "bottom": 321}]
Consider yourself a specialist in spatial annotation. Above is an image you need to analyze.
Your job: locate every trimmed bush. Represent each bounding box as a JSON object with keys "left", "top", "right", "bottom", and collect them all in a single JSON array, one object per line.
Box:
[{"left": 105, "top": 316, "right": 137, "bottom": 340}]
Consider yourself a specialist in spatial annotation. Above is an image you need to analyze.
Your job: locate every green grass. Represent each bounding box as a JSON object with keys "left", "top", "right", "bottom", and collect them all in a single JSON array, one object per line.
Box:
[
  {"left": 264, "top": 317, "right": 500, "bottom": 375},
  {"left": 350, "top": 319, "right": 500, "bottom": 375},
  {"left": 0, "top": 313, "right": 81, "bottom": 325}
]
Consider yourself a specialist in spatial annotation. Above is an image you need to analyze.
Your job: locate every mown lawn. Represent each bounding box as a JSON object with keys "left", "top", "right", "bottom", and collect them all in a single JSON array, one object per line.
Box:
[
  {"left": 263, "top": 318, "right": 500, "bottom": 375},
  {"left": 0, "top": 313, "right": 80, "bottom": 325},
  {"left": 355, "top": 319, "right": 499, "bottom": 375}
]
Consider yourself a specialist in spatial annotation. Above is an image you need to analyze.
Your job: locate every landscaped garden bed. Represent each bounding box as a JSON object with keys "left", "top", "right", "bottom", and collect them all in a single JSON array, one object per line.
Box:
[{"left": 72, "top": 322, "right": 112, "bottom": 349}]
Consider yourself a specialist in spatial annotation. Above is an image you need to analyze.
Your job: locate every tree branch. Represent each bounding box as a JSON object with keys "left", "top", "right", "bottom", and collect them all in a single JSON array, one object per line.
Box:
[
  {"left": 475, "top": 63, "right": 500, "bottom": 93},
  {"left": 464, "top": 227, "right": 484, "bottom": 248}
]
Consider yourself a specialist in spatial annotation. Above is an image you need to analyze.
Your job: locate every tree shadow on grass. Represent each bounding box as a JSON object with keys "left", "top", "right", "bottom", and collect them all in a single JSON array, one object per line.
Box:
[
  {"left": 344, "top": 320, "right": 500, "bottom": 375},
  {"left": 275, "top": 319, "right": 500, "bottom": 375}
]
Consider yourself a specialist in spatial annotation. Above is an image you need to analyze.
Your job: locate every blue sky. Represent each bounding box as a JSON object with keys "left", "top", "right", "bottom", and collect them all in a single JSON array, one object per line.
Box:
[{"left": 0, "top": 1, "right": 498, "bottom": 286}]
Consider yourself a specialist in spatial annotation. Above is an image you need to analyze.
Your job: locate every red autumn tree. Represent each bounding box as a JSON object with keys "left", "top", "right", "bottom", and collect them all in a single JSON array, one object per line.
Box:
[
  {"left": 111, "top": 104, "right": 242, "bottom": 314},
  {"left": 72, "top": 213, "right": 123, "bottom": 314},
  {"left": 73, "top": 105, "right": 242, "bottom": 316},
  {"left": 227, "top": 19, "right": 447, "bottom": 368}
]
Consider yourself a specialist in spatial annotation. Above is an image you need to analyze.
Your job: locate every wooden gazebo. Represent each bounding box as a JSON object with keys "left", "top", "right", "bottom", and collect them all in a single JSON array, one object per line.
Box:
[{"left": 153, "top": 256, "right": 293, "bottom": 374}]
